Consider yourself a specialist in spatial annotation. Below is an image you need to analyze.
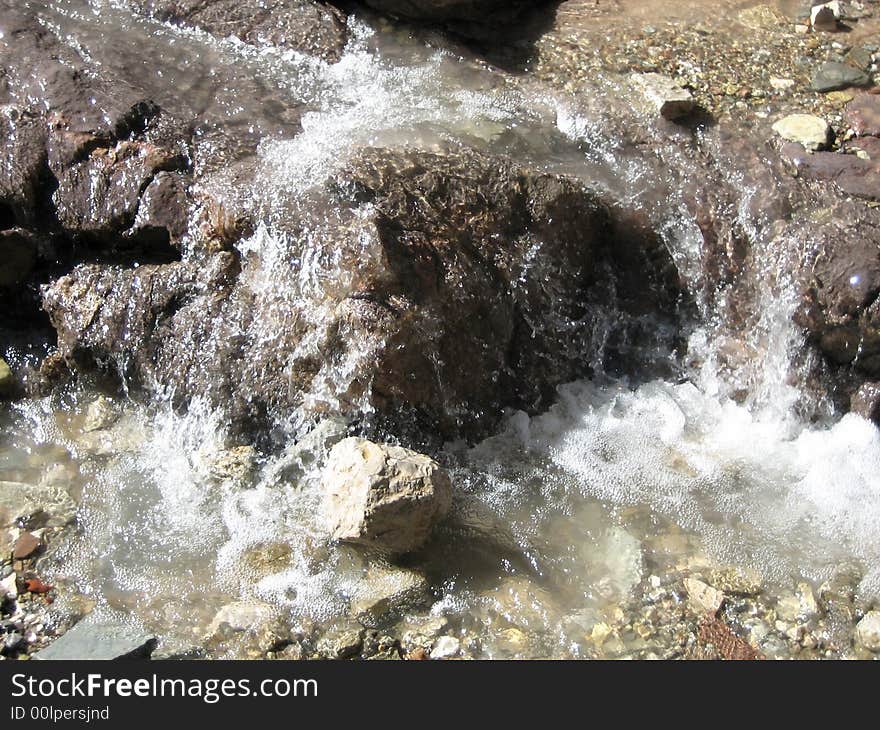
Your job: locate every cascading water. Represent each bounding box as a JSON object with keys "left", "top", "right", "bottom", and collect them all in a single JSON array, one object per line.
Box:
[{"left": 2, "top": 0, "right": 880, "bottom": 659}]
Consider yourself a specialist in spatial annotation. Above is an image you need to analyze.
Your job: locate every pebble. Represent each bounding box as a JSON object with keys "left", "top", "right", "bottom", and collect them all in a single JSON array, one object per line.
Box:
[
  {"left": 769, "top": 77, "right": 795, "bottom": 91},
  {"left": 684, "top": 577, "right": 725, "bottom": 615},
  {"left": 431, "top": 635, "right": 461, "bottom": 659},
  {"left": 0, "top": 573, "right": 17, "bottom": 601},
  {"left": 772, "top": 114, "right": 831, "bottom": 150},
  {"left": 811, "top": 1, "right": 840, "bottom": 32},
  {"left": 3, "top": 631, "right": 24, "bottom": 653},
  {"left": 855, "top": 610, "right": 880, "bottom": 652}
]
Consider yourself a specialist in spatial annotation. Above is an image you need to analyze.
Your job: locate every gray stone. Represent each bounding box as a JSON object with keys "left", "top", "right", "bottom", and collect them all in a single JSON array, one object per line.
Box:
[
  {"left": 630, "top": 73, "right": 695, "bottom": 121},
  {"left": 322, "top": 438, "right": 453, "bottom": 555},
  {"left": 811, "top": 62, "right": 871, "bottom": 93},
  {"left": 34, "top": 621, "right": 157, "bottom": 660}
]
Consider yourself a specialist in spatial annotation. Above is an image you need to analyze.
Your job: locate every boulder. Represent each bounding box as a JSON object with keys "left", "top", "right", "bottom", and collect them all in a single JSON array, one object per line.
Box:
[
  {"left": 0, "top": 105, "right": 48, "bottom": 229},
  {"left": 321, "top": 437, "right": 452, "bottom": 555},
  {"left": 52, "top": 140, "right": 187, "bottom": 246},
  {"left": 798, "top": 201, "right": 880, "bottom": 376},
  {"left": 42, "top": 146, "right": 681, "bottom": 439},
  {"left": 851, "top": 381, "right": 880, "bottom": 422},
  {"left": 129, "top": 0, "right": 349, "bottom": 62},
  {"left": 362, "top": 0, "right": 541, "bottom": 24}
]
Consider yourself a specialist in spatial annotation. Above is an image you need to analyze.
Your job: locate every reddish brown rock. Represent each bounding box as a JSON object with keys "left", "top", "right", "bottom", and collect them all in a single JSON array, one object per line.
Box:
[
  {"left": 12, "top": 532, "right": 40, "bottom": 560},
  {"left": 851, "top": 381, "right": 880, "bottom": 423},
  {"left": 847, "top": 94, "right": 880, "bottom": 137}
]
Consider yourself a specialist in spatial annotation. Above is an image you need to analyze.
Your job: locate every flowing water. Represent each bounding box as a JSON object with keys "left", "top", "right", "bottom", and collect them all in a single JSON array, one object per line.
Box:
[{"left": 3, "top": 0, "right": 880, "bottom": 658}]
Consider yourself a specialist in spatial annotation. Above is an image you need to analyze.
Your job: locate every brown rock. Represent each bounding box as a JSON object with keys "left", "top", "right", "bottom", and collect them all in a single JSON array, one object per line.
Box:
[
  {"left": 851, "top": 381, "right": 880, "bottom": 422},
  {"left": 42, "top": 146, "right": 681, "bottom": 440},
  {"left": 12, "top": 531, "right": 40, "bottom": 560},
  {"left": 129, "top": 0, "right": 348, "bottom": 62},
  {"left": 847, "top": 94, "right": 880, "bottom": 138}
]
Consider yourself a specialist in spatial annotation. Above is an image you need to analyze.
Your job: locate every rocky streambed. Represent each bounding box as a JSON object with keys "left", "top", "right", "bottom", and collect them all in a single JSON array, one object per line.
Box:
[{"left": 2, "top": 0, "right": 880, "bottom": 660}]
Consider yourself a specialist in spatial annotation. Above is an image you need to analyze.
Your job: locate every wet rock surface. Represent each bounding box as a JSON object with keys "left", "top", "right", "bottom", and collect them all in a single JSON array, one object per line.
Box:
[
  {"left": 33, "top": 621, "right": 157, "bottom": 660},
  {"left": 321, "top": 437, "right": 452, "bottom": 555},
  {"left": 129, "top": 0, "right": 349, "bottom": 61},
  {"left": 2, "top": 0, "right": 880, "bottom": 662},
  {"left": 43, "top": 144, "right": 681, "bottom": 440}
]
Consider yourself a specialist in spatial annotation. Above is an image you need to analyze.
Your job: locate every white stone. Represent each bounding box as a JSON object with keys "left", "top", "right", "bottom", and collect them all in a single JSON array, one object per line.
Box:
[
  {"left": 82, "top": 396, "right": 118, "bottom": 432},
  {"left": 855, "top": 610, "right": 880, "bottom": 651},
  {"left": 321, "top": 438, "right": 452, "bottom": 555},
  {"left": 431, "top": 635, "right": 461, "bottom": 659},
  {"left": 769, "top": 77, "right": 796, "bottom": 91},
  {"left": 630, "top": 73, "right": 695, "bottom": 121},
  {"left": 207, "top": 601, "right": 274, "bottom": 634},
  {"left": 684, "top": 577, "right": 725, "bottom": 614},
  {"left": 772, "top": 114, "right": 831, "bottom": 151}
]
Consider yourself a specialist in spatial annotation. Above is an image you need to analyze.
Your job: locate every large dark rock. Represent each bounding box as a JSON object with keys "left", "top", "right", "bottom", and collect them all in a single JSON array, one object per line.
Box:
[
  {"left": 52, "top": 140, "right": 188, "bottom": 247},
  {"left": 0, "top": 6, "right": 159, "bottom": 141},
  {"left": 362, "top": 0, "right": 541, "bottom": 23},
  {"left": 0, "top": 105, "right": 48, "bottom": 229},
  {"left": 130, "top": 0, "right": 349, "bottom": 61},
  {"left": 799, "top": 201, "right": 880, "bottom": 377},
  {"left": 0, "top": 4, "right": 196, "bottom": 255},
  {"left": 43, "top": 146, "right": 681, "bottom": 440}
]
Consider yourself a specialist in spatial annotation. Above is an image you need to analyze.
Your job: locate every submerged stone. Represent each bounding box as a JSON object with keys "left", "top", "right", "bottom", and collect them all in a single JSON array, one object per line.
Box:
[
  {"left": 855, "top": 610, "right": 880, "bottom": 651},
  {"left": 34, "top": 621, "right": 157, "bottom": 660},
  {"left": 348, "top": 563, "right": 429, "bottom": 622},
  {"left": 0, "top": 481, "right": 76, "bottom": 529}
]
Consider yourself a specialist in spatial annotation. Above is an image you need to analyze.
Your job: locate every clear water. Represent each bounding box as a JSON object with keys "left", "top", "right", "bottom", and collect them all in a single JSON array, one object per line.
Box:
[{"left": 2, "top": 0, "right": 878, "bottom": 658}]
